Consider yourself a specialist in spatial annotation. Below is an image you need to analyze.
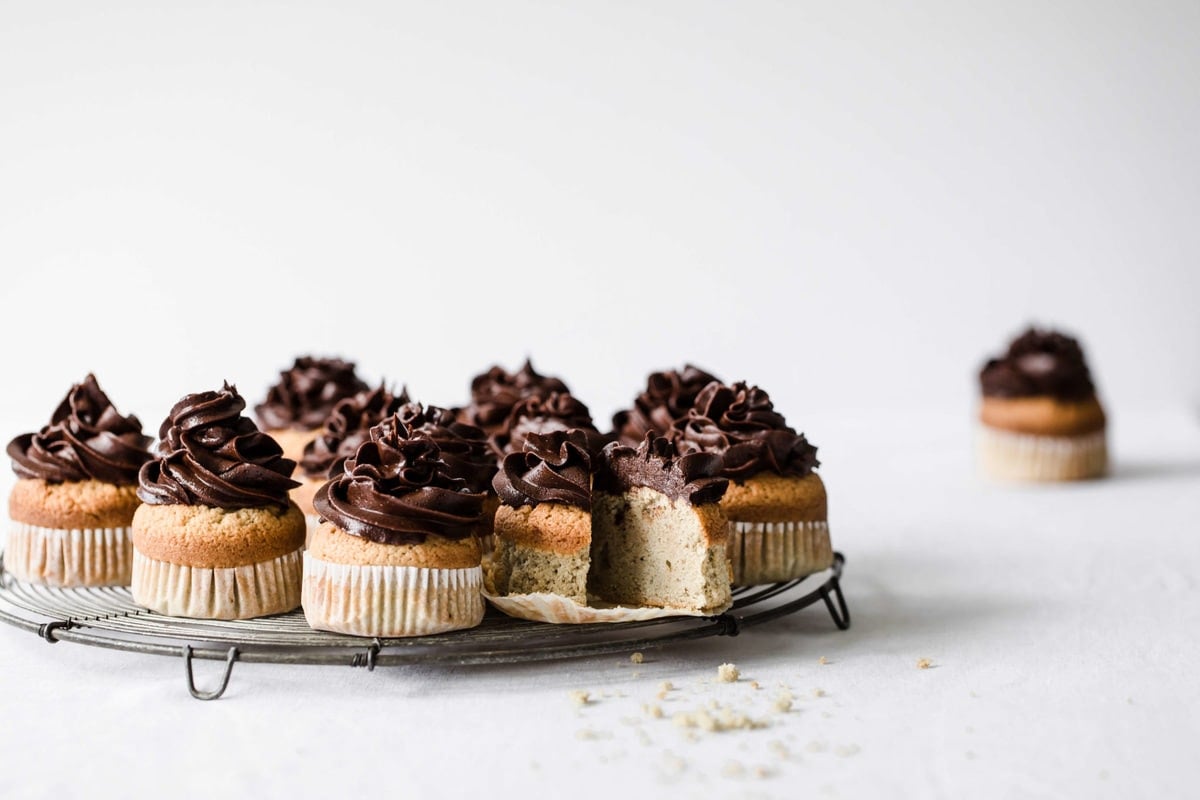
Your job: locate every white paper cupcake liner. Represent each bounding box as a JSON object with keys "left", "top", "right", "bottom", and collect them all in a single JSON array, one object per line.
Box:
[
  {"left": 727, "top": 519, "right": 833, "bottom": 586},
  {"left": 979, "top": 427, "right": 1108, "bottom": 481},
  {"left": 5, "top": 521, "right": 133, "bottom": 587},
  {"left": 131, "top": 548, "right": 303, "bottom": 620},
  {"left": 302, "top": 554, "right": 485, "bottom": 637}
]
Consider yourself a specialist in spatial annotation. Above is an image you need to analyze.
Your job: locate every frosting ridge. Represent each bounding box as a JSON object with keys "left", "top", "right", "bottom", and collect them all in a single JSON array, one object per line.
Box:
[{"left": 256, "top": 356, "right": 370, "bottom": 430}]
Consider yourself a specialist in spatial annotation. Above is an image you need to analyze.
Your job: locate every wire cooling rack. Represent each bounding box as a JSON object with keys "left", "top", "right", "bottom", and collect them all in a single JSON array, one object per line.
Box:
[{"left": 0, "top": 550, "right": 848, "bottom": 700}]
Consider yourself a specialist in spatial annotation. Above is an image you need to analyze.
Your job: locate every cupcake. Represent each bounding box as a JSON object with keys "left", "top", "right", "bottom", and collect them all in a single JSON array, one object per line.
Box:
[
  {"left": 456, "top": 359, "right": 570, "bottom": 442},
  {"left": 304, "top": 415, "right": 486, "bottom": 637},
  {"left": 978, "top": 327, "right": 1108, "bottom": 480},
  {"left": 591, "top": 434, "right": 732, "bottom": 614},
  {"left": 255, "top": 356, "right": 370, "bottom": 462},
  {"left": 674, "top": 381, "right": 829, "bottom": 585},
  {"left": 490, "top": 430, "right": 594, "bottom": 604},
  {"left": 5, "top": 375, "right": 152, "bottom": 586},
  {"left": 293, "top": 383, "right": 410, "bottom": 523},
  {"left": 132, "top": 383, "right": 305, "bottom": 619},
  {"left": 611, "top": 364, "right": 721, "bottom": 447},
  {"left": 492, "top": 391, "right": 604, "bottom": 456}
]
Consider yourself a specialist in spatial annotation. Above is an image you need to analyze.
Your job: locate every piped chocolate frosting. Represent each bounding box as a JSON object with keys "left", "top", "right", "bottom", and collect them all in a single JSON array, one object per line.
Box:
[
  {"left": 397, "top": 402, "right": 497, "bottom": 495},
  {"left": 673, "top": 381, "right": 819, "bottom": 481},
  {"left": 299, "top": 383, "right": 411, "bottom": 479},
  {"left": 255, "top": 356, "right": 370, "bottom": 431},
  {"left": 493, "top": 391, "right": 602, "bottom": 456},
  {"left": 492, "top": 429, "right": 593, "bottom": 511},
  {"left": 458, "top": 359, "right": 570, "bottom": 432},
  {"left": 7, "top": 374, "right": 152, "bottom": 485},
  {"left": 313, "top": 415, "right": 484, "bottom": 545},
  {"left": 596, "top": 433, "right": 728, "bottom": 505},
  {"left": 139, "top": 383, "right": 299, "bottom": 509},
  {"left": 612, "top": 364, "right": 721, "bottom": 446},
  {"left": 979, "top": 327, "right": 1097, "bottom": 400}
]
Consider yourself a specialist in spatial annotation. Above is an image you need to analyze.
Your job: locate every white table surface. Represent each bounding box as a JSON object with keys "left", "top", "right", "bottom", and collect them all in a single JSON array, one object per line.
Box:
[{"left": 1, "top": 408, "right": 1198, "bottom": 800}]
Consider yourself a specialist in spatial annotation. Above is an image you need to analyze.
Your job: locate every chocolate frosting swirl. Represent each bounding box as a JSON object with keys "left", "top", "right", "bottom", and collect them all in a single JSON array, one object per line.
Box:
[
  {"left": 299, "top": 383, "right": 411, "bottom": 479},
  {"left": 397, "top": 402, "right": 497, "bottom": 494},
  {"left": 596, "top": 433, "right": 728, "bottom": 505},
  {"left": 313, "top": 415, "right": 484, "bottom": 544},
  {"left": 7, "top": 374, "right": 152, "bottom": 485},
  {"left": 673, "top": 381, "right": 819, "bottom": 481},
  {"left": 979, "top": 327, "right": 1097, "bottom": 400},
  {"left": 255, "top": 356, "right": 370, "bottom": 430},
  {"left": 492, "top": 429, "right": 593, "bottom": 511},
  {"left": 459, "top": 359, "right": 570, "bottom": 432},
  {"left": 612, "top": 364, "right": 721, "bottom": 446},
  {"left": 138, "top": 383, "right": 299, "bottom": 509},
  {"left": 493, "top": 391, "right": 601, "bottom": 456}
]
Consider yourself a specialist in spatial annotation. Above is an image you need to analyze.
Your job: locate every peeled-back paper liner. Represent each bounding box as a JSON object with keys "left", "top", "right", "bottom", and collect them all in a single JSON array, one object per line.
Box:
[
  {"left": 131, "top": 548, "right": 303, "bottom": 620},
  {"left": 480, "top": 560, "right": 708, "bottom": 624},
  {"left": 303, "top": 554, "right": 485, "bottom": 637},
  {"left": 979, "top": 427, "right": 1107, "bottom": 481},
  {"left": 727, "top": 519, "right": 833, "bottom": 586},
  {"left": 6, "top": 521, "right": 132, "bottom": 587}
]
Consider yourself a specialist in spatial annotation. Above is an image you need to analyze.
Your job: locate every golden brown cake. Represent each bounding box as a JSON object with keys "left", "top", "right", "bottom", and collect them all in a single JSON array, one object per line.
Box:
[
  {"left": 255, "top": 356, "right": 370, "bottom": 463},
  {"left": 5, "top": 375, "right": 153, "bottom": 587},
  {"left": 132, "top": 383, "right": 304, "bottom": 619},
  {"left": 978, "top": 328, "right": 1108, "bottom": 481}
]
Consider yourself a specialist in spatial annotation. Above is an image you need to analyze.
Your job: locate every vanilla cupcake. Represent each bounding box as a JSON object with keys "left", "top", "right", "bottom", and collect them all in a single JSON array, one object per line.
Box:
[
  {"left": 255, "top": 356, "right": 370, "bottom": 462},
  {"left": 611, "top": 364, "right": 720, "bottom": 447},
  {"left": 304, "top": 415, "right": 486, "bottom": 637},
  {"left": 978, "top": 327, "right": 1108, "bottom": 480},
  {"left": 674, "top": 381, "right": 829, "bottom": 585},
  {"left": 6, "top": 375, "right": 152, "bottom": 586},
  {"left": 132, "top": 383, "right": 304, "bottom": 619}
]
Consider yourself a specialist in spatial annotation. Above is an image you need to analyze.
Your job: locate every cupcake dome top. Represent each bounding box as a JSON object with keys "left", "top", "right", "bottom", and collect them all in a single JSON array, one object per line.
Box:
[
  {"left": 596, "top": 433, "right": 728, "bottom": 506},
  {"left": 493, "top": 429, "right": 593, "bottom": 511},
  {"left": 673, "top": 381, "right": 819, "bottom": 482},
  {"left": 7, "top": 374, "right": 152, "bottom": 486},
  {"left": 493, "top": 391, "right": 601, "bottom": 456},
  {"left": 255, "top": 356, "right": 370, "bottom": 431},
  {"left": 397, "top": 402, "right": 496, "bottom": 495},
  {"left": 611, "top": 364, "right": 721, "bottom": 447},
  {"left": 299, "top": 383, "right": 411, "bottom": 480},
  {"left": 139, "top": 383, "right": 299, "bottom": 510},
  {"left": 979, "top": 327, "right": 1097, "bottom": 400},
  {"left": 313, "top": 414, "right": 484, "bottom": 545},
  {"left": 459, "top": 359, "right": 570, "bottom": 432}
]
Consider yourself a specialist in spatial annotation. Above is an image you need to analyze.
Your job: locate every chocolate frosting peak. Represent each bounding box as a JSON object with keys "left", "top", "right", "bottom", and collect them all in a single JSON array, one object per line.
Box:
[
  {"left": 979, "top": 327, "right": 1097, "bottom": 400},
  {"left": 397, "top": 402, "right": 497, "bottom": 494},
  {"left": 299, "top": 383, "right": 411, "bottom": 479},
  {"left": 494, "top": 391, "right": 600, "bottom": 456},
  {"left": 612, "top": 364, "right": 721, "bottom": 446},
  {"left": 460, "top": 359, "right": 571, "bottom": 432},
  {"left": 7, "top": 374, "right": 152, "bottom": 485},
  {"left": 596, "top": 433, "right": 728, "bottom": 505},
  {"left": 138, "top": 383, "right": 299, "bottom": 509},
  {"left": 313, "top": 414, "right": 484, "bottom": 545},
  {"left": 674, "top": 381, "right": 819, "bottom": 481},
  {"left": 256, "top": 356, "right": 370, "bottom": 431},
  {"left": 492, "top": 429, "right": 593, "bottom": 511}
]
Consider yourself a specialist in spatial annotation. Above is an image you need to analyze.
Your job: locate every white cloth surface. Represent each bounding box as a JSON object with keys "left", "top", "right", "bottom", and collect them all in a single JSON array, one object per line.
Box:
[{"left": 0, "top": 409, "right": 1197, "bottom": 800}]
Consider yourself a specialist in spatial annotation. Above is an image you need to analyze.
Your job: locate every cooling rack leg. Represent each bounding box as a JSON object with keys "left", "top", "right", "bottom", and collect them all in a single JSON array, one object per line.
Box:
[
  {"left": 183, "top": 645, "right": 239, "bottom": 701},
  {"left": 820, "top": 577, "right": 851, "bottom": 631}
]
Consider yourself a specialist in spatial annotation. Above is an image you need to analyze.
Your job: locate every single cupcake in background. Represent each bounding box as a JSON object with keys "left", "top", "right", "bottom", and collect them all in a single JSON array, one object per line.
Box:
[
  {"left": 133, "top": 383, "right": 304, "bottom": 619},
  {"left": 674, "top": 381, "right": 829, "bottom": 586},
  {"left": 492, "top": 391, "right": 604, "bottom": 457},
  {"left": 255, "top": 356, "right": 370, "bottom": 463},
  {"left": 6, "top": 375, "right": 152, "bottom": 586},
  {"left": 490, "top": 429, "right": 595, "bottom": 604},
  {"left": 978, "top": 327, "right": 1108, "bottom": 481},
  {"left": 611, "top": 364, "right": 721, "bottom": 447},
  {"left": 293, "top": 383, "right": 410, "bottom": 523},
  {"left": 456, "top": 359, "right": 570, "bottom": 443},
  {"left": 304, "top": 415, "right": 486, "bottom": 637}
]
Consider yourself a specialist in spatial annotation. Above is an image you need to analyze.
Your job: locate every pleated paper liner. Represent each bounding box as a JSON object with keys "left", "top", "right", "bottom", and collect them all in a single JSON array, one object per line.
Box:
[
  {"left": 131, "top": 548, "right": 303, "bottom": 620},
  {"left": 726, "top": 519, "right": 832, "bottom": 586},
  {"left": 979, "top": 427, "right": 1107, "bottom": 481},
  {"left": 6, "top": 521, "right": 133, "bottom": 587}
]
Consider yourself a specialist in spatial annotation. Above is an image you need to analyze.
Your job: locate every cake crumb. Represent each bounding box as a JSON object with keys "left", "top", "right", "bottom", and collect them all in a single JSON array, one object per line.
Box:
[
  {"left": 812, "top": 688, "right": 826, "bottom": 698},
  {"left": 575, "top": 728, "right": 611, "bottom": 740},
  {"left": 569, "top": 690, "right": 591, "bottom": 707},
  {"left": 917, "top": 658, "right": 933, "bottom": 669},
  {"left": 630, "top": 652, "right": 644, "bottom": 664},
  {"left": 657, "top": 681, "right": 674, "bottom": 700},
  {"left": 637, "top": 729, "right": 653, "bottom": 747},
  {"left": 643, "top": 703, "right": 664, "bottom": 719},
  {"left": 818, "top": 656, "right": 829, "bottom": 665},
  {"left": 749, "top": 680, "right": 761, "bottom": 690},
  {"left": 834, "top": 744, "right": 861, "bottom": 758},
  {"left": 821, "top": 711, "right": 833, "bottom": 719},
  {"left": 752, "top": 765, "right": 774, "bottom": 779},
  {"left": 673, "top": 703, "right": 768, "bottom": 733},
  {"left": 722, "top": 760, "right": 746, "bottom": 778},
  {"left": 806, "top": 740, "right": 828, "bottom": 753},
  {"left": 718, "top": 663, "right": 740, "bottom": 682},
  {"left": 773, "top": 691, "right": 794, "bottom": 713},
  {"left": 661, "top": 751, "right": 686, "bottom": 776},
  {"left": 768, "top": 740, "right": 790, "bottom": 760}
]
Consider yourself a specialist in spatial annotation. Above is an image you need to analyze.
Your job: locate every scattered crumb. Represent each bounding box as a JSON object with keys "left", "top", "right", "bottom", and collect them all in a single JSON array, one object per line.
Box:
[
  {"left": 806, "top": 740, "right": 829, "bottom": 753},
  {"left": 661, "top": 751, "right": 686, "bottom": 776},
  {"left": 657, "top": 680, "right": 674, "bottom": 700},
  {"left": 630, "top": 652, "right": 644, "bottom": 664},
  {"left": 575, "top": 728, "right": 611, "bottom": 741},
  {"left": 821, "top": 711, "right": 833, "bottom": 719},
  {"left": 970, "top": 691, "right": 979, "bottom": 698},
  {"left": 643, "top": 703, "right": 664, "bottom": 719},
  {"left": 768, "top": 740, "right": 790, "bottom": 760},
  {"left": 673, "top": 703, "right": 769, "bottom": 733},
  {"left": 752, "top": 765, "right": 774, "bottom": 779},
  {"left": 718, "top": 663, "right": 740, "bottom": 682},
  {"left": 631, "top": 672, "right": 640, "bottom": 679},
  {"left": 569, "top": 690, "right": 591, "bottom": 707},
  {"left": 773, "top": 691, "right": 794, "bottom": 713},
  {"left": 818, "top": 656, "right": 829, "bottom": 665},
  {"left": 917, "top": 658, "right": 933, "bottom": 669},
  {"left": 812, "top": 688, "right": 826, "bottom": 698},
  {"left": 708, "top": 699, "right": 721, "bottom": 710},
  {"left": 722, "top": 760, "right": 746, "bottom": 778},
  {"left": 620, "top": 716, "right": 642, "bottom": 727},
  {"left": 637, "top": 729, "right": 653, "bottom": 747},
  {"left": 749, "top": 680, "right": 761, "bottom": 690},
  {"left": 834, "top": 744, "right": 861, "bottom": 758}
]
